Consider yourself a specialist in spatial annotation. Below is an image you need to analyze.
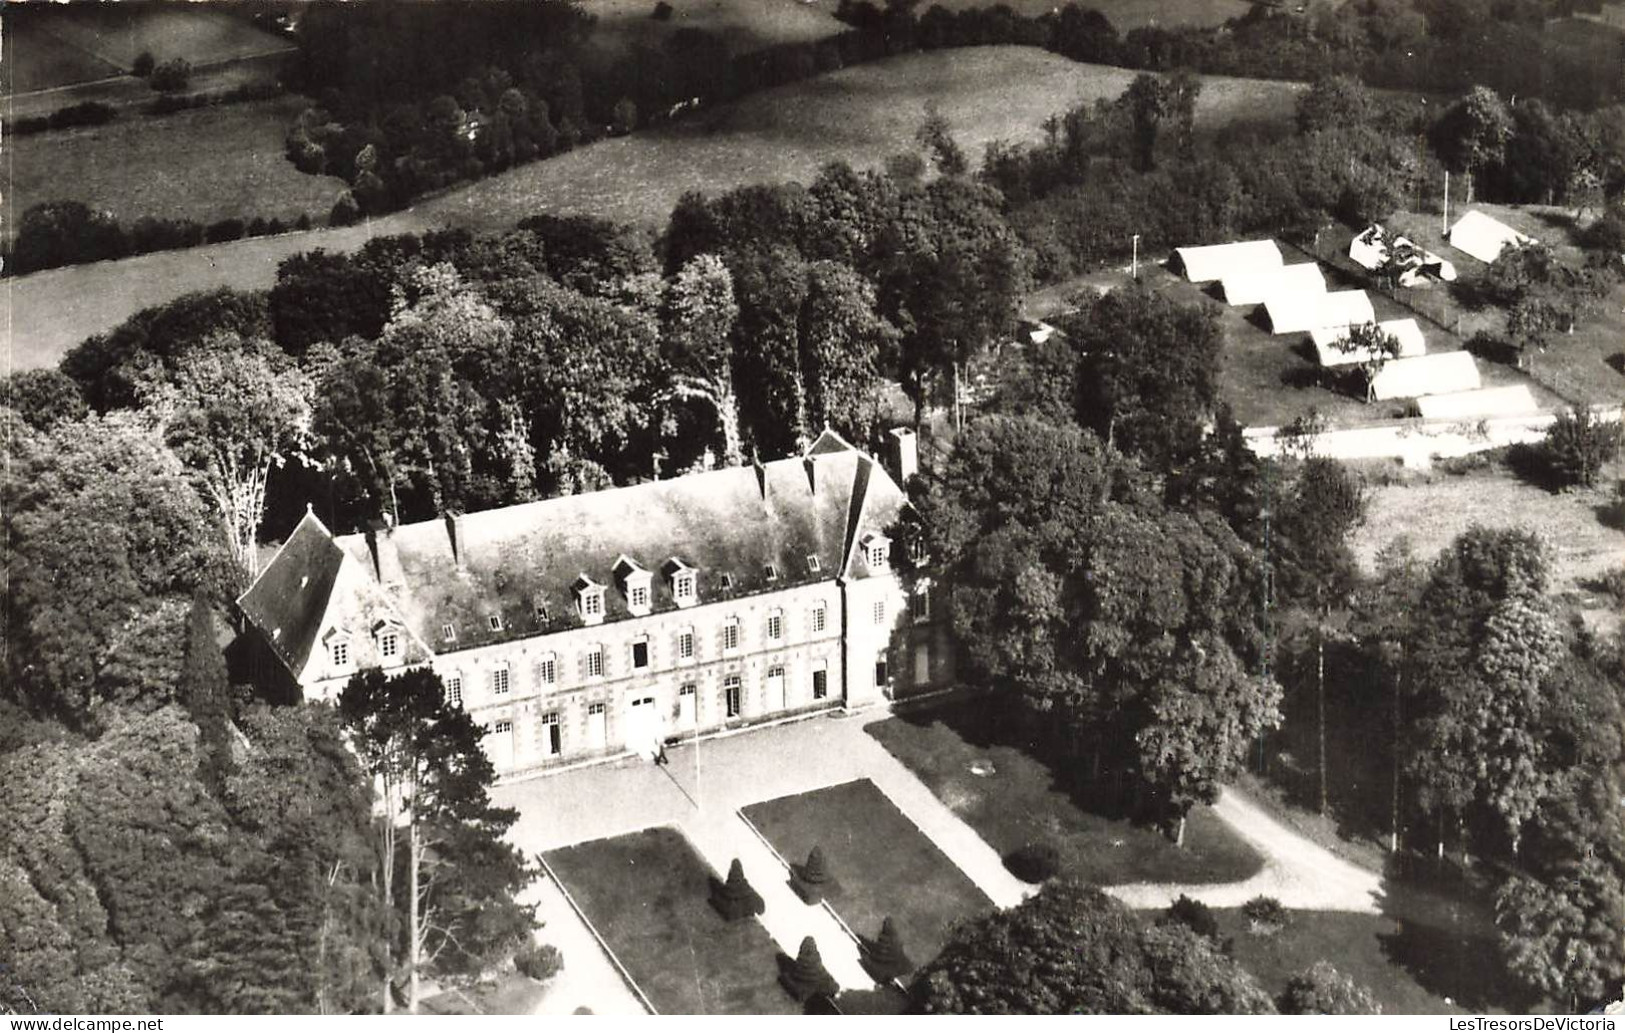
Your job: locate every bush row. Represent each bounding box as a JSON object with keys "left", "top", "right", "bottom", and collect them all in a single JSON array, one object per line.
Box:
[
  {"left": 5, "top": 101, "right": 118, "bottom": 136},
  {"left": 7, "top": 201, "right": 315, "bottom": 277},
  {"left": 145, "top": 81, "right": 285, "bottom": 117}
]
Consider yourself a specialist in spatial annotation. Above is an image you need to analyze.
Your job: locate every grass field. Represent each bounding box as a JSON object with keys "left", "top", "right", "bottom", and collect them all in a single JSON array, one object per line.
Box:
[
  {"left": 868, "top": 697, "right": 1266, "bottom": 886},
  {"left": 5, "top": 4, "right": 289, "bottom": 93},
  {"left": 580, "top": 0, "right": 845, "bottom": 58},
  {"left": 741, "top": 779, "right": 994, "bottom": 969},
  {"left": 922, "top": 0, "right": 1254, "bottom": 29},
  {"left": 543, "top": 826, "right": 795, "bottom": 1015},
  {"left": 6, "top": 46, "right": 1308, "bottom": 373},
  {"left": 10, "top": 94, "right": 349, "bottom": 236}
]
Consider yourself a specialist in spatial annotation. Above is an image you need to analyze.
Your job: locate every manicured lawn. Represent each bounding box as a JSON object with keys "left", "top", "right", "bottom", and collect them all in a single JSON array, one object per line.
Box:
[
  {"left": 10, "top": 94, "right": 348, "bottom": 239},
  {"left": 741, "top": 779, "right": 994, "bottom": 966},
  {"left": 1213, "top": 897, "right": 1527, "bottom": 1015},
  {"left": 868, "top": 697, "right": 1265, "bottom": 886},
  {"left": 543, "top": 826, "right": 795, "bottom": 1015}
]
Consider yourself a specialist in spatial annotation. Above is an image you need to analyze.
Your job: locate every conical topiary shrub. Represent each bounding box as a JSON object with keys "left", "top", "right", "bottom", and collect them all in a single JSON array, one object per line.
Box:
[
  {"left": 781, "top": 936, "right": 839, "bottom": 1003},
  {"left": 710, "top": 858, "right": 765, "bottom": 922},
  {"left": 862, "top": 916, "right": 914, "bottom": 983},
  {"left": 791, "top": 844, "right": 842, "bottom": 904}
]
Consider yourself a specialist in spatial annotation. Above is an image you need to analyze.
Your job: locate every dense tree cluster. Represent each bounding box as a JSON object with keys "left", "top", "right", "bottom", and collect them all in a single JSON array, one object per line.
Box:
[{"left": 914, "top": 880, "right": 1275, "bottom": 1014}]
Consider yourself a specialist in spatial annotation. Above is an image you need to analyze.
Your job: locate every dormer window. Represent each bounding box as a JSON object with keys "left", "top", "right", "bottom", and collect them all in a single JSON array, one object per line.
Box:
[
  {"left": 329, "top": 639, "right": 350, "bottom": 668},
  {"left": 674, "top": 574, "right": 695, "bottom": 603},
  {"left": 378, "top": 629, "right": 401, "bottom": 662},
  {"left": 720, "top": 573, "right": 734, "bottom": 591},
  {"left": 665, "top": 558, "right": 698, "bottom": 608},
  {"left": 862, "top": 532, "right": 890, "bottom": 571},
  {"left": 764, "top": 564, "right": 778, "bottom": 582},
  {"left": 614, "top": 556, "right": 654, "bottom": 617},
  {"left": 441, "top": 623, "right": 456, "bottom": 642},
  {"left": 534, "top": 601, "right": 549, "bottom": 623},
  {"left": 806, "top": 555, "right": 821, "bottom": 574},
  {"left": 487, "top": 614, "right": 503, "bottom": 632},
  {"left": 573, "top": 575, "right": 606, "bottom": 625}
]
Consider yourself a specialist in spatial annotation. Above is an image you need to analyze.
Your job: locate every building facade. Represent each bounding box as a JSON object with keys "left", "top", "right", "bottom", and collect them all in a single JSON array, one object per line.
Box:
[{"left": 237, "top": 429, "right": 953, "bottom": 776}]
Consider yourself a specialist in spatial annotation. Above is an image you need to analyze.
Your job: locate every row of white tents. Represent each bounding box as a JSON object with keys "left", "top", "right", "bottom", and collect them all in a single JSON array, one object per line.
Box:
[{"left": 1173, "top": 237, "right": 1540, "bottom": 415}]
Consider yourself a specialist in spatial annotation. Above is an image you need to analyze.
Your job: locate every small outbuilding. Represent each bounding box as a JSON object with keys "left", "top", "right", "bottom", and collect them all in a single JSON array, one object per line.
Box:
[
  {"left": 1221, "top": 262, "right": 1326, "bottom": 306},
  {"left": 1448, "top": 210, "right": 1536, "bottom": 264},
  {"left": 1173, "top": 240, "right": 1282, "bottom": 284},
  {"left": 1369, "top": 351, "right": 1481, "bottom": 401},
  {"left": 1310, "top": 318, "right": 1428, "bottom": 366},
  {"left": 1414, "top": 385, "right": 1540, "bottom": 420},
  {"left": 1265, "top": 289, "right": 1376, "bottom": 335}
]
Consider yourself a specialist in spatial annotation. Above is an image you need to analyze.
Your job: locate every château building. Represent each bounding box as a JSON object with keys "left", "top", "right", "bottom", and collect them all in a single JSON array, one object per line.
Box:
[{"left": 236, "top": 428, "right": 951, "bottom": 776}]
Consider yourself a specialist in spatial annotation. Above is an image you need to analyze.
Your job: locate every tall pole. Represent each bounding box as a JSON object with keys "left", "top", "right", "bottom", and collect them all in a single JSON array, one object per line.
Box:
[
  {"left": 1442, "top": 170, "right": 1450, "bottom": 236},
  {"left": 1131, "top": 234, "right": 1141, "bottom": 280}
]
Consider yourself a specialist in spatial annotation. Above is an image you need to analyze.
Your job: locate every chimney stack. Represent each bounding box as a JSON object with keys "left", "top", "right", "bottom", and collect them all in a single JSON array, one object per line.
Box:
[
  {"left": 445, "top": 512, "right": 466, "bottom": 570},
  {"left": 887, "top": 427, "right": 918, "bottom": 484}
]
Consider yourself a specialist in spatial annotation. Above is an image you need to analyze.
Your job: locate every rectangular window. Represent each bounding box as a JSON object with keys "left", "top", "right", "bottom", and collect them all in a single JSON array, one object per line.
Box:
[
  {"left": 812, "top": 603, "right": 826, "bottom": 634},
  {"left": 806, "top": 554, "right": 821, "bottom": 574},
  {"left": 330, "top": 641, "right": 350, "bottom": 667},
  {"left": 674, "top": 573, "right": 695, "bottom": 602},
  {"left": 488, "top": 614, "right": 503, "bottom": 632},
  {"left": 534, "top": 602, "right": 549, "bottom": 623},
  {"left": 678, "top": 630, "right": 694, "bottom": 661},
  {"left": 536, "top": 655, "right": 556, "bottom": 685},
  {"left": 494, "top": 719, "right": 513, "bottom": 735},
  {"left": 379, "top": 631, "right": 400, "bottom": 660},
  {"left": 492, "top": 667, "right": 510, "bottom": 695},
  {"left": 875, "top": 659, "right": 889, "bottom": 687},
  {"left": 720, "top": 573, "right": 734, "bottom": 590},
  {"left": 540, "top": 712, "right": 561, "bottom": 756},
  {"left": 869, "top": 544, "right": 888, "bottom": 568},
  {"left": 812, "top": 667, "right": 827, "bottom": 700},
  {"left": 630, "top": 584, "right": 649, "bottom": 610},
  {"left": 632, "top": 638, "right": 650, "bottom": 670},
  {"left": 766, "top": 612, "right": 783, "bottom": 642},
  {"left": 441, "top": 623, "right": 456, "bottom": 642},
  {"left": 763, "top": 564, "right": 778, "bottom": 582},
  {"left": 915, "top": 586, "right": 932, "bottom": 624},
  {"left": 446, "top": 676, "right": 463, "bottom": 708},
  {"left": 722, "top": 619, "right": 740, "bottom": 652},
  {"left": 724, "top": 675, "right": 742, "bottom": 718},
  {"left": 872, "top": 599, "right": 886, "bottom": 626},
  {"left": 583, "top": 592, "right": 603, "bottom": 617},
  {"left": 586, "top": 647, "right": 604, "bottom": 678}
]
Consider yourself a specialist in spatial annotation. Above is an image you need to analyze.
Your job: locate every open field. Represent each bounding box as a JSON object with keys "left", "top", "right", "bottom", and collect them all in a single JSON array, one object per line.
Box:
[
  {"left": 543, "top": 826, "right": 795, "bottom": 1015},
  {"left": 921, "top": 0, "right": 1253, "bottom": 28},
  {"left": 5, "top": 46, "right": 1308, "bottom": 372},
  {"left": 10, "top": 94, "right": 349, "bottom": 237},
  {"left": 741, "top": 779, "right": 994, "bottom": 969},
  {"left": 5, "top": 4, "right": 289, "bottom": 93},
  {"left": 868, "top": 697, "right": 1266, "bottom": 886},
  {"left": 1350, "top": 463, "right": 1625, "bottom": 597},
  {"left": 580, "top": 0, "right": 845, "bottom": 58},
  {"left": 4, "top": 52, "right": 292, "bottom": 123}
]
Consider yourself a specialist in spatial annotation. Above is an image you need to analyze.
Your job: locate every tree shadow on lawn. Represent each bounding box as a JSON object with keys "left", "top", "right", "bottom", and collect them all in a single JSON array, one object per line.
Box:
[{"left": 1373, "top": 856, "right": 1541, "bottom": 1014}]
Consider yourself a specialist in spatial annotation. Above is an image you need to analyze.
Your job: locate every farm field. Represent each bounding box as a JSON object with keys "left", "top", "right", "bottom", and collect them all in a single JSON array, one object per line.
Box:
[
  {"left": 4, "top": 52, "right": 291, "bottom": 123},
  {"left": 5, "top": 46, "right": 1308, "bottom": 372},
  {"left": 9, "top": 94, "right": 349, "bottom": 239},
  {"left": 580, "top": 0, "right": 845, "bottom": 57},
  {"left": 4, "top": 4, "right": 291, "bottom": 95},
  {"left": 868, "top": 697, "right": 1266, "bottom": 886},
  {"left": 741, "top": 779, "right": 994, "bottom": 969},
  {"left": 543, "top": 826, "right": 795, "bottom": 1015}
]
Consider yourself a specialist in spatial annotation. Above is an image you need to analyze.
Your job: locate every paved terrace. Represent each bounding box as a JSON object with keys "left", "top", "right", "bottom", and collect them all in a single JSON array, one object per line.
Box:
[{"left": 498, "top": 706, "right": 1382, "bottom": 1014}]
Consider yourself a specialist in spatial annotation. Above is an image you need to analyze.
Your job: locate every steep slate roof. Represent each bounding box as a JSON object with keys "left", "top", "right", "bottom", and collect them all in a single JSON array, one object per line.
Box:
[
  {"left": 237, "top": 509, "right": 347, "bottom": 680},
  {"left": 322, "top": 436, "right": 906, "bottom": 656}
]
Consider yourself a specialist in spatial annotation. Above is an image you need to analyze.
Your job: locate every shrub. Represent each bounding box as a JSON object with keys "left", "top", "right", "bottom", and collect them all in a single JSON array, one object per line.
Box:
[
  {"left": 329, "top": 191, "right": 361, "bottom": 228},
  {"left": 132, "top": 51, "right": 156, "bottom": 78},
  {"left": 1585, "top": 565, "right": 1625, "bottom": 603},
  {"left": 11, "top": 200, "right": 128, "bottom": 274},
  {"left": 296, "top": 213, "right": 313, "bottom": 231},
  {"left": 791, "top": 845, "right": 842, "bottom": 904},
  {"left": 150, "top": 58, "right": 193, "bottom": 93},
  {"left": 1004, "top": 842, "right": 1060, "bottom": 884},
  {"left": 1465, "top": 329, "right": 1520, "bottom": 366},
  {"left": 1161, "top": 894, "right": 1220, "bottom": 942},
  {"left": 709, "top": 858, "right": 765, "bottom": 922},
  {"left": 1280, "top": 960, "right": 1380, "bottom": 1014},
  {"left": 652, "top": 1, "right": 674, "bottom": 19},
  {"left": 1543, "top": 406, "right": 1621, "bottom": 488},
  {"left": 1242, "top": 896, "right": 1288, "bottom": 935},
  {"left": 862, "top": 916, "right": 914, "bottom": 983},
  {"left": 781, "top": 936, "right": 839, "bottom": 1003},
  {"left": 513, "top": 942, "right": 563, "bottom": 982},
  {"left": 204, "top": 218, "right": 246, "bottom": 244},
  {"left": 246, "top": 217, "right": 269, "bottom": 237}
]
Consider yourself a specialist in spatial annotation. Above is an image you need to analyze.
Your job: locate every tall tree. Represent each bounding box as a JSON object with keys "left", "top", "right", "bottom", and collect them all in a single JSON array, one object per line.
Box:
[
  {"left": 660, "top": 253, "right": 743, "bottom": 465},
  {"left": 798, "top": 260, "right": 894, "bottom": 444},
  {"left": 1433, "top": 85, "right": 1514, "bottom": 202}
]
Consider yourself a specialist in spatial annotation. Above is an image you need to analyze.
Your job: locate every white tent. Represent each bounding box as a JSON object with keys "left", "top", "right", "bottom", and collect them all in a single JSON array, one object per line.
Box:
[
  {"left": 1221, "top": 262, "right": 1325, "bottom": 306},
  {"left": 1349, "top": 224, "right": 1388, "bottom": 271},
  {"left": 1351, "top": 223, "right": 1458, "bottom": 283},
  {"left": 1265, "top": 289, "right": 1376, "bottom": 335},
  {"left": 1310, "top": 318, "right": 1427, "bottom": 367},
  {"left": 1415, "top": 385, "right": 1539, "bottom": 420},
  {"left": 1174, "top": 240, "right": 1282, "bottom": 284},
  {"left": 1448, "top": 210, "right": 1536, "bottom": 264},
  {"left": 1369, "top": 351, "right": 1481, "bottom": 401}
]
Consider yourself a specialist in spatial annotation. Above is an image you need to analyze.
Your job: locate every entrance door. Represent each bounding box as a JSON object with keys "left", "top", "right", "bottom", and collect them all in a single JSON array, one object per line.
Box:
[
  {"left": 914, "top": 642, "right": 932, "bottom": 686},
  {"left": 766, "top": 666, "right": 786, "bottom": 713},
  {"left": 625, "top": 695, "right": 658, "bottom": 755},
  {"left": 586, "top": 702, "right": 607, "bottom": 750},
  {"left": 677, "top": 685, "right": 697, "bottom": 731},
  {"left": 486, "top": 718, "right": 515, "bottom": 772}
]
